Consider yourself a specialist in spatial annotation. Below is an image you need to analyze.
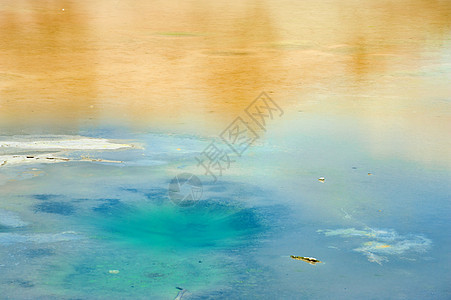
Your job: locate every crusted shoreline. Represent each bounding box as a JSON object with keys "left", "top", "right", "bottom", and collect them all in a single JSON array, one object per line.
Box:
[{"left": 0, "top": 136, "right": 135, "bottom": 168}]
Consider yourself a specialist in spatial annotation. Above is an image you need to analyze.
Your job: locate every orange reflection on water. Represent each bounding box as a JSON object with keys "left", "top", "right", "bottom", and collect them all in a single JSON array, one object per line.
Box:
[{"left": 0, "top": 0, "right": 450, "bottom": 144}]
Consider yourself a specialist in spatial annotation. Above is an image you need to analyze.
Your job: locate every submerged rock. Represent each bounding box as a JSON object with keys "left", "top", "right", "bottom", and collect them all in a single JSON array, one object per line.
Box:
[{"left": 175, "top": 287, "right": 188, "bottom": 300}]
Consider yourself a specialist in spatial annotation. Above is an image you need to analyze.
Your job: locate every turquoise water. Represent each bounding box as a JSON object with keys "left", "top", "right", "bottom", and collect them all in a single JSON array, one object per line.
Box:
[{"left": 0, "top": 120, "right": 450, "bottom": 299}]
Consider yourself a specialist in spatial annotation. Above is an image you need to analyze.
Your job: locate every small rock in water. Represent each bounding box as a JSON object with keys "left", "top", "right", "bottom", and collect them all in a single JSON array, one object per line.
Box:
[
  {"left": 108, "top": 270, "right": 120, "bottom": 274},
  {"left": 290, "top": 255, "right": 322, "bottom": 265},
  {"left": 318, "top": 177, "right": 325, "bottom": 182}
]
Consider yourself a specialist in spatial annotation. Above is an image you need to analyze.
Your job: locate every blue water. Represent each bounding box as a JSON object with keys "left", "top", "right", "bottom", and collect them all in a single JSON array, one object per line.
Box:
[{"left": 0, "top": 119, "right": 449, "bottom": 299}]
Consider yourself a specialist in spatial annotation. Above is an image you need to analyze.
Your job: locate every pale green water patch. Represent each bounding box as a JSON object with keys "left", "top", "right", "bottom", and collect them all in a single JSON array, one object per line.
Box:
[
  {"left": 39, "top": 200, "right": 273, "bottom": 298},
  {"left": 90, "top": 201, "right": 265, "bottom": 251},
  {"left": 43, "top": 247, "right": 229, "bottom": 299}
]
